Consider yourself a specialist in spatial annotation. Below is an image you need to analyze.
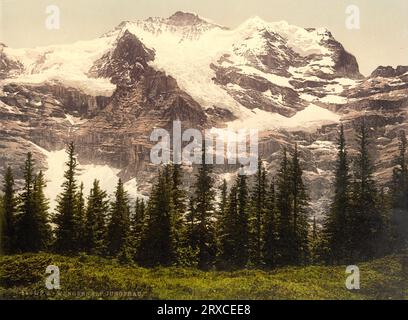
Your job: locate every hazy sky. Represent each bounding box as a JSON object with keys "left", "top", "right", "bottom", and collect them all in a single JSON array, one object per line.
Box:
[{"left": 1, "top": 0, "right": 407, "bottom": 75}]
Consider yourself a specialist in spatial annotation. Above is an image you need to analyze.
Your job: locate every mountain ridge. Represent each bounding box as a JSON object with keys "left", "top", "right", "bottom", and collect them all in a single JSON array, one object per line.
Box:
[{"left": 0, "top": 11, "right": 407, "bottom": 221}]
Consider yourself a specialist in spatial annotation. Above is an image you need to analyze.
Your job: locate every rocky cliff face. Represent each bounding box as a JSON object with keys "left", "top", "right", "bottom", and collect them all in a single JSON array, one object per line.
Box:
[{"left": 0, "top": 12, "right": 407, "bottom": 221}]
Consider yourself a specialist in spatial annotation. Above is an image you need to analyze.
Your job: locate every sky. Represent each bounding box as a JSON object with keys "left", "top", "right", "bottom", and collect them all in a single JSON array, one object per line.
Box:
[{"left": 1, "top": 0, "right": 407, "bottom": 75}]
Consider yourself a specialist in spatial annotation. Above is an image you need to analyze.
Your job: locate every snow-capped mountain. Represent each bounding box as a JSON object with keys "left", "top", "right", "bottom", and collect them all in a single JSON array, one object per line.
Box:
[{"left": 1, "top": 11, "right": 407, "bottom": 219}]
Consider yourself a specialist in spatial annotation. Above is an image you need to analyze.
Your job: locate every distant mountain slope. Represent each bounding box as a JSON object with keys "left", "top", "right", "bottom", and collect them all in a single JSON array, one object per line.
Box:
[{"left": 0, "top": 11, "right": 407, "bottom": 220}]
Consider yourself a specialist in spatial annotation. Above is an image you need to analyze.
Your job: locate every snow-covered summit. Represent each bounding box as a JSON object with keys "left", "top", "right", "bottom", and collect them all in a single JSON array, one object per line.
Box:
[{"left": 1, "top": 11, "right": 362, "bottom": 117}]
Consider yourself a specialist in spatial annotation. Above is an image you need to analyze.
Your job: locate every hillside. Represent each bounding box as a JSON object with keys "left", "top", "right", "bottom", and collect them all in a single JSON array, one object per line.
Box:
[{"left": 0, "top": 253, "right": 406, "bottom": 300}]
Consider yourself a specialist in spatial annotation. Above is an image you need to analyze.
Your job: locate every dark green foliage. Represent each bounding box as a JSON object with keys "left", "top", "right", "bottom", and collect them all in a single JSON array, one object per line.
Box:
[
  {"left": 350, "top": 120, "right": 385, "bottom": 260},
  {"left": 263, "top": 179, "right": 278, "bottom": 268},
  {"left": 391, "top": 130, "right": 408, "bottom": 251},
  {"left": 249, "top": 159, "right": 267, "bottom": 266},
  {"left": 275, "top": 148, "right": 295, "bottom": 265},
  {"left": 107, "top": 179, "right": 133, "bottom": 262},
  {"left": 324, "top": 124, "right": 352, "bottom": 263},
  {"left": 1, "top": 167, "right": 17, "bottom": 254},
  {"left": 236, "top": 170, "right": 250, "bottom": 268},
  {"left": 289, "top": 144, "right": 309, "bottom": 264},
  {"left": 132, "top": 198, "right": 146, "bottom": 260},
  {"left": 32, "top": 171, "right": 51, "bottom": 250},
  {"left": 75, "top": 182, "right": 86, "bottom": 251},
  {"left": 84, "top": 179, "right": 109, "bottom": 255},
  {"left": 190, "top": 149, "right": 216, "bottom": 270},
  {"left": 54, "top": 143, "right": 79, "bottom": 253},
  {"left": 15, "top": 154, "right": 50, "bottom": 252},
  {"left": 218, "top": 170, "right": 251, "bottom": 269},
  {"left": 139, "top": 165, "right": 176, "bottom": 267},
  {"left": 218, "top": 184, "right": 238, "bottom": 268}
]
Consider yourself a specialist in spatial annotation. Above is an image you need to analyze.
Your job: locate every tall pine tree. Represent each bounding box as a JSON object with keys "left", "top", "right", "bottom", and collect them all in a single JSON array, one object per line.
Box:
[
  {"left": 32, "top": 171, "right": 51, "bottom": 251},
  {"left": 1, "top": 167, "right": 17, "bottom": 254},
  {"left": 290, "top": 144, "right": 310, "bottom": 265},
  {"left": 391, "top": 130, "right": 408, "bottom": 251},
  {"left": 351, "top": 120, "right": 384, "bottom": 260},
  {"left": 250, "top": 159, "right": 267, "bottom": 266},
  {"left": 275, "top": 148, "right": 294, "bottom": 265},
  {"left": 54, "top": 143, "right": 79, "bottom": 253},
  {"left": 191, "top": 147, "right": 216, "bottom": 270},
  {"left": 107, "top": 179, "right": 133, "bottom": 262},
  {"left": 139, "top": 166, "right": 176, "bottom": 266},
  {"left": 263, "top": 178, "right": 278, "bottom": 268},
  {"left": 85, "top": 179, "right": 109, "bottom": 255},
  {"left": 324, "top": 124, "right": 352, "bottom": 263}
]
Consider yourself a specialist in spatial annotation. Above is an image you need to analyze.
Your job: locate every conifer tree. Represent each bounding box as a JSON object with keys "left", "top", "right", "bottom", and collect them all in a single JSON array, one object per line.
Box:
[
  {"left": 290, "top": 144, "right": 310, "bottom": 265},
  {"left": 324, "top": 124, "right": 352, "bottom": 263},
  {"left": 15, "top": 153, "right": 36, "bottom": 252},
  {"left": 215, "top": 179, "right": 228, "bottom": 259},
  {"left": 351, "top": 120, "right": 384, "bottom": 259},
  {"left": 170, "top": 163, "right": 190, "bottom": 264},
  {"left": 250, "top": 159, "right": 267, "bottom": 266},
  {"left": 1, "top": 166, "right": 17, "bottom": 254},
  {"left": 391, "top": 130, "right": 408, "bottom": 251},
  {"left": 75, "top": 182, "right": 86, "bottom": 251},
  {"left": 15, "top": 154, "right": 50, "bottom": 252},
  {"left": 85, "top": 179, "right": 109, "bottom": 255},
  {"left": 235, "top": 169, "right": 250, "bottom": 268},
  {"left": 275, "top": 148, "right": 295, "bottom": 265},
  {"left": 54, "top": 143, "right": 79, "bottom": 253},
  {"left": 263, "top": 179, "right": 278, "bottom": 268},
  {"left": 32, "top": 171, "right": 51, "bottom": 251},
  {"left": 107, "top": 179, "right": 133, "bottom": 262},
  {"left": 132, "top": 198, "right": 146, "bottom": 260},
  {"left": 139, "top": 166, "right": 176, "bottom": 266},
  {"left": 191, "top": 147, "right": 216, "bottom": 269},
  {"left": 218, "top": 184, "right": 238, "bottom": 268}
]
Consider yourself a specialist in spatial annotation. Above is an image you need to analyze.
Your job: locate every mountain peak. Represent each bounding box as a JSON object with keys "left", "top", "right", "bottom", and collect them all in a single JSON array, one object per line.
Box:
[{"left": 167, "top": 11, "right": 206, "bottom": 26}]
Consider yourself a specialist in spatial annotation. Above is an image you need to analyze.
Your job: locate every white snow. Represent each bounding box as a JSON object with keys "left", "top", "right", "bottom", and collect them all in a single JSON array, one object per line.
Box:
[
  {"left": 4, "top": 37, "right": 116, "bottom": 96},
  {"left": 30, "top": 145, "right": 143, "bottom": 211},
  {"left": 227, "top": 104, "right": 340, "bottom": 132}
]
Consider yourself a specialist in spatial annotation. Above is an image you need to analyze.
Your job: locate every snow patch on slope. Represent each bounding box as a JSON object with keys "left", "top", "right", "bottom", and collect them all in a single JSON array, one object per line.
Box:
[
  {"left": 4, "top": 37, "right": 116, "bottom": 96},
  {"left": 31, "top": 145, "right": 143, "bottom": 211},
  {"left": 227, "top": 104, "right": 340, "bottom": 132}
]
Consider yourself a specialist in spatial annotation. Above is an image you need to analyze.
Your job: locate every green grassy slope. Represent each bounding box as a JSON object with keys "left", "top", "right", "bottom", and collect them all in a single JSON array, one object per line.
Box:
[{"left": 0, "top": 253, "right": 406, "bottom": 300}]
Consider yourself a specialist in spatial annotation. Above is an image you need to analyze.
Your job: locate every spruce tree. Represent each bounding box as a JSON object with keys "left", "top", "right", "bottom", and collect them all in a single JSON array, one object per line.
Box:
[
  {"left": 139, "top": 166, "right": 176, "bottom": 266},
  {"left": 32, "top": 171, "right": 51, "bottom": 251},
  {"left": 132, "top": 198, "right": 146, "bottom": 261},
  {"left": 85, "top": 179, "right": 109, "bottom": 255},
  {"left": 75, "top": 182, "right": 86, "bottom": 251},
  {"left": 107, "top": 179, "right": 133, "bottom": 262},
  {"left": 275, "top": 148, "right": 294, "bottom": 265},
  {"left": 170, "top": 163, "right": 189, "bottom": 265},
  {"left": 235, "top": 169, "right": 250, "bottom": 268},
  {"left": 218, "top": 183, "right": 238, "bottom": 269},
  {"left": 15, "top": 153, "right": 50, "bottom": 252},
  {"left": 15, "top": 153, "right": 36, "bottom": 252},
  {"left": 290, "top": 144, "right": 310, "bottom": 265},
  {"left": 1, "top": 167, "right": 17, "bottom": 254},
  {"left": 191, "top": 147, "right": 216, "bottom": 270},
  {"left": 324, "top": 124, "right": 352, "bottom": 263},
  {"left": 263, "top": 178, "right": 278, "bottom": 268},
  {"left": 215, "top": 179, "right": 228, "bottom": 259},
  {"left": 250, "top": 159, "right": 267, "bottom": 266},
  {"left": 391, "top": 130, "right": 408, "bottom": 251},
  {"left": 351, "top": 120, "right": 384, "bottom": 260},
  {"left": 54, "top": 143, "right": 78, "bottom": 253}
]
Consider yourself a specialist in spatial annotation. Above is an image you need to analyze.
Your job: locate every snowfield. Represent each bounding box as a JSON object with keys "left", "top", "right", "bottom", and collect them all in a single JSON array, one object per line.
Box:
[
  {"left": 227, "top": 104, "right": 340, "bottom": 132},
  {"left": 30, "top": 145, "right": 143, "bottom": 211},
  {"left": 3, "top": 14, "right": 349, "bottom": 123},
  {"left": 4, "top": 37, "right": 116, "bottom": 96}
]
